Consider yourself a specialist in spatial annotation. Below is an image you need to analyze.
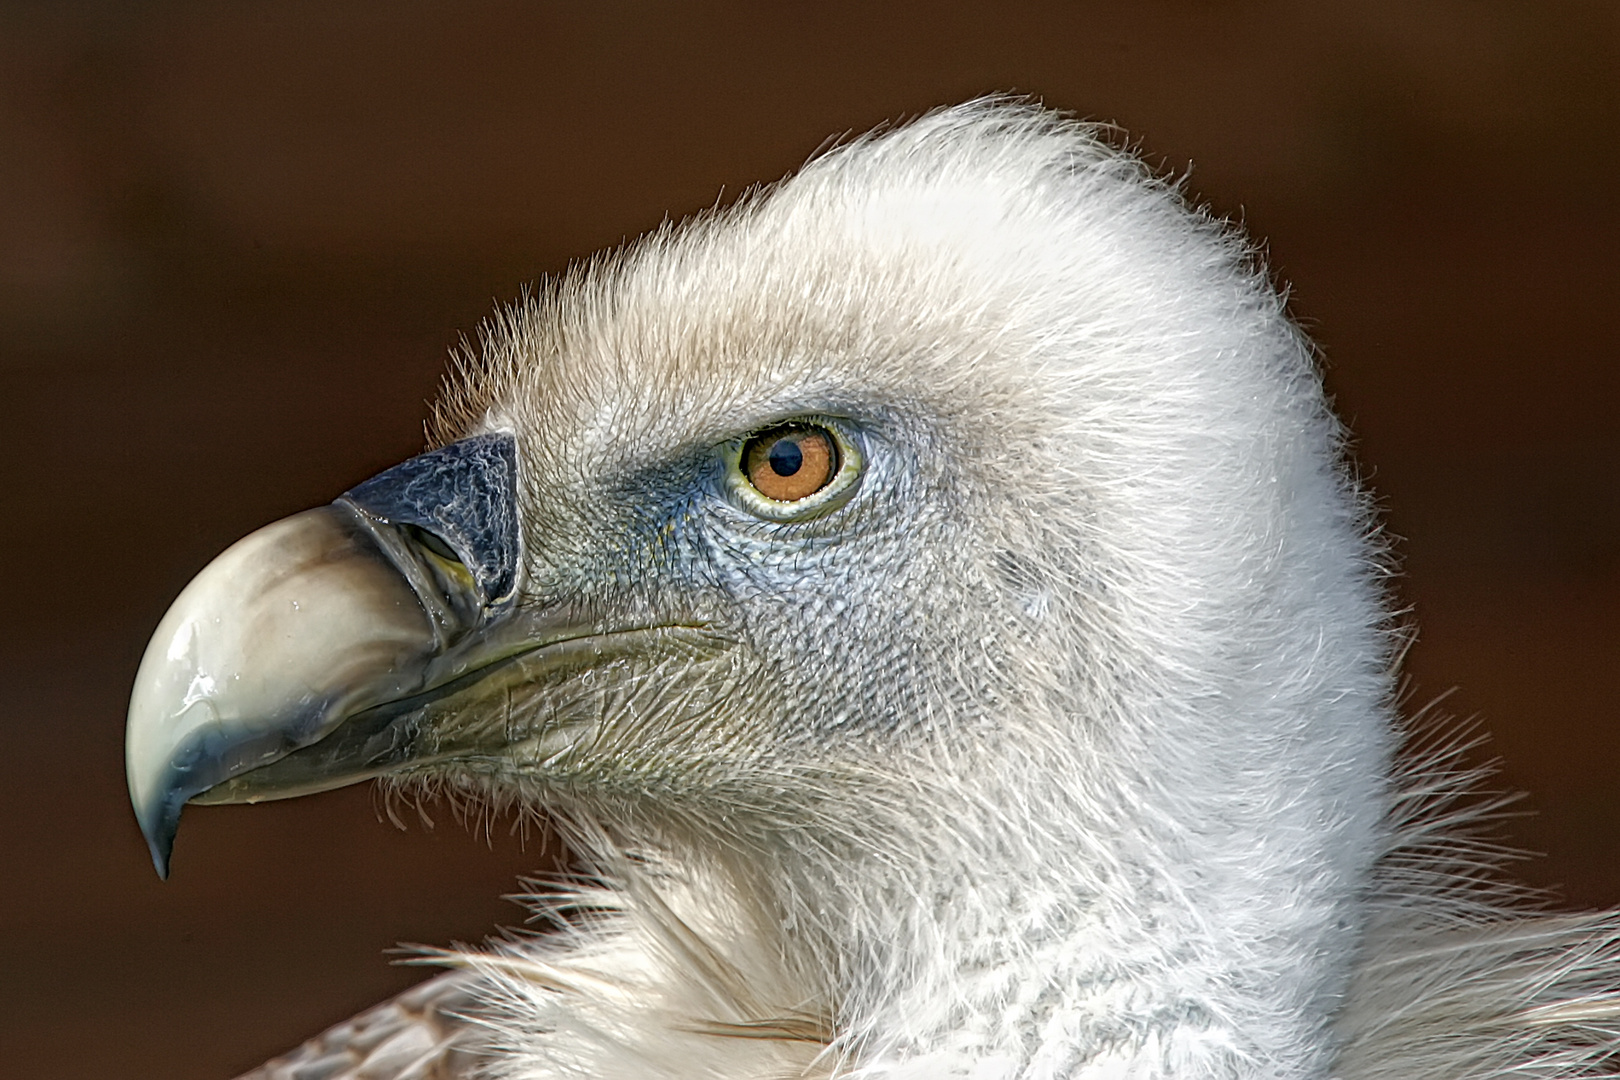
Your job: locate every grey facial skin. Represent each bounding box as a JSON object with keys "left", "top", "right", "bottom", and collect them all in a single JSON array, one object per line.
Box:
[{"left": 126, "top": 434, "right": 535, "bottom": 877}]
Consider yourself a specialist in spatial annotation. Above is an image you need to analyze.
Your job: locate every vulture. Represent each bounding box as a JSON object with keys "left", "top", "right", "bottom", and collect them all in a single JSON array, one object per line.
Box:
[{"left": 126, "top": 102, "right": 1620, "bottom": 1080}]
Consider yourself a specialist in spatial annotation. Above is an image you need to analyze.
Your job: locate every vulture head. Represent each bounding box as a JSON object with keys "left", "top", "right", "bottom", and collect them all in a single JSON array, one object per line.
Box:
[{"left": 126, "top": 103, "right": 1620, "bottom": 1080}]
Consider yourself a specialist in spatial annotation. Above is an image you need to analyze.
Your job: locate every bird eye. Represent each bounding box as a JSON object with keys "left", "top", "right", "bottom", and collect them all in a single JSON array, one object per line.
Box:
[
  {"left": 728, "top": 419, "right": 863, "bottom": 521},
  {"left": 742, "top": 425, "right": 838, "bottom": 502}
]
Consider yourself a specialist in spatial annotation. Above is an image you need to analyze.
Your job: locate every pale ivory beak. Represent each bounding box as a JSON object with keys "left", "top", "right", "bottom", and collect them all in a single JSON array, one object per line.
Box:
[{"left": 127, "top": 434, "right": 524, "bottom": 877}]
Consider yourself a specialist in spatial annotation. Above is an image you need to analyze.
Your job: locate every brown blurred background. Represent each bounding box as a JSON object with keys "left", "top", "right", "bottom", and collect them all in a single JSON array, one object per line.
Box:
[{"left": 1, "top": 2, "right": 1615, "bottom": 1076}]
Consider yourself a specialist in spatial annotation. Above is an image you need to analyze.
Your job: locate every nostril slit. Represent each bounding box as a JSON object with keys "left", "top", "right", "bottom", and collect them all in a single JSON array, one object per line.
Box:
[{"left": 406, "top": 524, "right": 463, "bottom": 566}]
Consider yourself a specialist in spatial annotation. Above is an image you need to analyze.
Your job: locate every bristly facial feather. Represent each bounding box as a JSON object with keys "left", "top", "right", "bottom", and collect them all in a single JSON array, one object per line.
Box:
[
  {"left": 418, "top": 101, "right": 1393, "bottom": 1079},
  {"left": 311, "top": 102, "right": 1620, "bottom": 1080}
]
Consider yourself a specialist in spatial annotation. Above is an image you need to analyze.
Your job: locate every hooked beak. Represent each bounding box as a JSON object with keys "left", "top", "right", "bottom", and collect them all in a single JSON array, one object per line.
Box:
[{"left": 126, "top": 434, "right": 535, "bottom": 878}]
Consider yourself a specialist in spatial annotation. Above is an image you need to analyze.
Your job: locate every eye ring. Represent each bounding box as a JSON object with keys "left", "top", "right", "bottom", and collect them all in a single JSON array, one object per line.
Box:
[{"left": 728, "top": 420, "right": 863, "bottom": 521}]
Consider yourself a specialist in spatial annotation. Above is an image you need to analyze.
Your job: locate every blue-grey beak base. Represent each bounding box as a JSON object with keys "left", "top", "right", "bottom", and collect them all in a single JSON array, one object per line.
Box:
[{"left": 342, "top": 432, "right": 520, "bottom": 610}]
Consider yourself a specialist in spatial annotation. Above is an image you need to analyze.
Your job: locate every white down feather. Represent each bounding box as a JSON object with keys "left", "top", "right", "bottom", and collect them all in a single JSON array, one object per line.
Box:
[{"left": 243, "top": 102, "right": 1620, "bottom": 1080}]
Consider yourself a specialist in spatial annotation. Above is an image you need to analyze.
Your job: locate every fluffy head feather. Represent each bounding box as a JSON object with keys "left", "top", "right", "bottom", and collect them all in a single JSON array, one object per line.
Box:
[
  {"left": 249, "top": 102, "right": 1620, "bottom": 1080},
  {"left": 417, "top": 102, "right": 1395, "bottom": 1078}
]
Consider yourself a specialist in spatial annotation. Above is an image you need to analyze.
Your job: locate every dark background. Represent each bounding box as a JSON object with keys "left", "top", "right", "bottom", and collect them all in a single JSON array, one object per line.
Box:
[{"left": 2, "top": 3, "right": 1615, "bottom": 1077}]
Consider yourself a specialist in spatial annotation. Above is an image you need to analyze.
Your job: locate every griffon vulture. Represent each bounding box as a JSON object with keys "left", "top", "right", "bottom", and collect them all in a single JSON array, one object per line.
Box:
[{"left": 126, "top": 102, "right": 1620, "bottom": 1080}]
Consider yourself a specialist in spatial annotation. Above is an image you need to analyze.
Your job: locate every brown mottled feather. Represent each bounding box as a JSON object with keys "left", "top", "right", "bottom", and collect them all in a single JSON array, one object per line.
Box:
[{"left": 236, "top": 972, "right": 488, "bottom": 1080}]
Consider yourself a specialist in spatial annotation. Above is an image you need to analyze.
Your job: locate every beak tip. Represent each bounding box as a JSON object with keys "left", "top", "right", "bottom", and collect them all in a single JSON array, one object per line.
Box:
[{"left": 134, "top": 794, "right": 180, "bottom": 881}]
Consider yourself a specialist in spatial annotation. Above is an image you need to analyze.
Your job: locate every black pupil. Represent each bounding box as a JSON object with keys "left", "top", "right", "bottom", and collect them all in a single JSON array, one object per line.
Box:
[{"left": 767, "top": 437, "right": 803, "bottom": 477}]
